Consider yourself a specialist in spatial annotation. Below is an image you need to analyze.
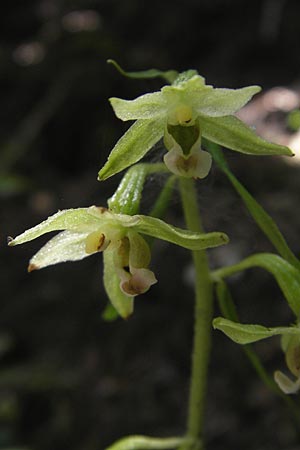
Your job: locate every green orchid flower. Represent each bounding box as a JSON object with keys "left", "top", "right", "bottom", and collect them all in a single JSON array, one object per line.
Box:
[
  {"left": 98, "top": 71, "right": 293, "bottom": 181},
  {"left": 9, "top": 206, "right": 229, "bottom": 318}
]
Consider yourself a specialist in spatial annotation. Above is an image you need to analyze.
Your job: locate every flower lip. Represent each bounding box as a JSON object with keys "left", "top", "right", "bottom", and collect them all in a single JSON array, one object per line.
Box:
[
  {"left": 118, "top": 267, "right": 157, "bottom": 297},
  {"left": 164, "top": 147, "right": 212, "bottom": 179}
]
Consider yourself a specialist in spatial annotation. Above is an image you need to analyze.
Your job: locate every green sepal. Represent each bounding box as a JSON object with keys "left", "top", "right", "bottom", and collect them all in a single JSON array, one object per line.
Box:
[
  {"left": 8, "top": 208, "right": 101, "bottom": 246},
  {"left": 134, "top": 215, "right": 229, "bottom": 250},
  {"left": 200, "top": 114, "right": 293, "bottom": 156},
  {"left": 103, "top": 250, "right": 134, "bottom": 319},
  {"left": 213, "top": 317, "right": 300, "bottom": 345},
  {"left": 212, "top": 253, "right": 300, "bottom": 318},
  {"left": 110, "top": 93, "right": 166, "bottom": 121},
  {"left": 107, "top": 59, "right": 178, "bottom": 84},
  {"left": 98, "top": 118, "right": 164, "bottom": 180},
  {"left": 208, "top": 143, "right": 300, "bottom": 269}
]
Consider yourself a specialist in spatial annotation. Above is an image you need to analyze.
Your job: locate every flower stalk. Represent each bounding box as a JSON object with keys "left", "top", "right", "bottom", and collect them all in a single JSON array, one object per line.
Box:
[{"left": 179, "top": 178, "right": 213, "bottom": 450}]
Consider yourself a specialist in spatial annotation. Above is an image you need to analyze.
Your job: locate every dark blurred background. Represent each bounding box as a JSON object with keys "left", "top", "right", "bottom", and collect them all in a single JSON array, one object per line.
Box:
[{"left": 1, "top": 1, "right": 300, "bottom": 449}]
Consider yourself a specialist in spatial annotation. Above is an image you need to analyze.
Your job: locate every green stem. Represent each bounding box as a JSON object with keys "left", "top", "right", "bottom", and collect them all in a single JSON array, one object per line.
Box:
[{"left": 179, "top": 178, "right": 213, "bottom": 450}]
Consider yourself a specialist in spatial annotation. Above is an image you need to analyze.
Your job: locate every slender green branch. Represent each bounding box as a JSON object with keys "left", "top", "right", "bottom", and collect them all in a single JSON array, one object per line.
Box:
[{"left": 179, "top": 178, "right": 213, "bottom": 450}]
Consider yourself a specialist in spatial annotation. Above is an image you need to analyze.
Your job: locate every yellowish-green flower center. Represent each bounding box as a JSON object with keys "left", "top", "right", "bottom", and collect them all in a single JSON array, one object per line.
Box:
[{"left": 174, "top": 105, "right": 193, "bottom": 125}]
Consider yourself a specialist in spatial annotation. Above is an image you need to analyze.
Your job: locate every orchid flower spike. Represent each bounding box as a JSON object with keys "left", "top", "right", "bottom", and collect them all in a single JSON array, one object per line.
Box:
[
  {"left": 9, "top": 206, "right": 229, "bottom": 318},
  {"left": 99, "top": 70, "right": 292, "bottom": 181}
]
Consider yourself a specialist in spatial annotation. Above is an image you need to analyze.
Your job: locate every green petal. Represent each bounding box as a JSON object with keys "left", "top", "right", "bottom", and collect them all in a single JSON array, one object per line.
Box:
[
  {"left": 110, "top": 93, "right": 166, "bottom": 121},
  {"left": 200, "top": 114, "right": 293, "bottom": 156},
  {"left": 195, "top": 86, "right": 261, "bottom": 117},
  {"left": 28, "top": 231, "right": 90, "bottom": 270},
  {"left": 213, "top": 317, "right": 300, "bottom": 344},
  {"left": 127, "top": 231, "right": 151, "bottom": 268},
  {"left": 8, "top": 208, "right": 101, "bottom": 246},
  {"left": 98, "top": 118, "right": 165, "bottom": 180},
  {"left": 103, "top": 249, "right": 134, "bottom": 319},
  {"left": 132, "top": 215, "right": 229, "bottom": 250}
]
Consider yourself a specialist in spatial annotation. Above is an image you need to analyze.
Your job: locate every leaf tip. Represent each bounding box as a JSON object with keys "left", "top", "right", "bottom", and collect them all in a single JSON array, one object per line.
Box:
[
  {"left": 109, "top": 97, "right": 117, "bottom": 105},
  {"left": 220, "top": 233, "right": 230, "bottom": 244}
]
